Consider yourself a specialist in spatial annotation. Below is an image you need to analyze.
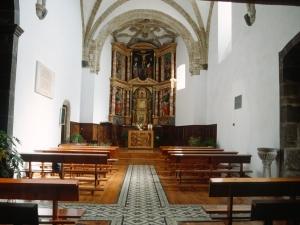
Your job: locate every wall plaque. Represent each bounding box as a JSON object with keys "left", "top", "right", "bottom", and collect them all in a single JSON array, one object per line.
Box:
[{"left": 35, "top": 61, "right": 55, "bottom": 99}]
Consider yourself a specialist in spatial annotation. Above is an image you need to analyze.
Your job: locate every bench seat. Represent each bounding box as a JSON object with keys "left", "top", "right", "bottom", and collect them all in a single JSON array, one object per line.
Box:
[{"left": 202, "top": 205, "right": 251, "bottom": 213}]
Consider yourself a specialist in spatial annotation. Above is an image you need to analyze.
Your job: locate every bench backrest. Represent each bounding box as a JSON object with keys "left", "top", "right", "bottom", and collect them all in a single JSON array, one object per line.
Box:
[
  {"left": 0, "top": 178, "right": 79, "bottom": 201},
  {"left": 161, "top": 148, "right": 224, "bottom": 156},
  {"left": 21, "top": 152, "right": 108, "bottom": 164},
  {"left": 169, "top": 154, "right": 251, "bottom": 164},
  {"left": 166, "top": 151, "right": 238, "bottom": 156},
  {"left": 209, "top": 178, "right": 300, "bottom": 197},
  {"left": 54, "top": 145, "right": 119, "bottom": 156},
  {"left": 34, "top": 149, "right": 111, "bottom": 158}
]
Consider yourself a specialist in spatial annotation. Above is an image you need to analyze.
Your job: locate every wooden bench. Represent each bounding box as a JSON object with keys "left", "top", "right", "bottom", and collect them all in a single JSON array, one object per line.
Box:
[
  {"left": 167, "top": 154, "right": 252, "bottom": 188},
  {"left": 251, "top": 199, "right": 300, "bottom": 225},
  {"left": 34, "top": 149, "right": 113, "bottom": 176},
  {"left": 21, "top": 152, "right": 108, "bottom": 193},
  {"left": 162, "top": 151, "right": 238, "bottom": 170},
  {"left": 204, "top": 177, "right": 300, "bottom": 225},
  {"left": 0, "top": 178, "right": 82, "bottom": 224}
]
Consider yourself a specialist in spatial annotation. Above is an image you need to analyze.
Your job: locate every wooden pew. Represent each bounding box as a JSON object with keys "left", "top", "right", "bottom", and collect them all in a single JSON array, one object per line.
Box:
[
  {"left": 0, "top": 178, "right": 83, "bottom": 224},
  {"left": 167, "top": 154, "right": 252, "bottom": 188},
  {"left": 205, "top": 177, "right": 300, "bottom": 225},
  {"left": 162, "top": 151, "right": 239, "bottom": 170},
  {"left": 34, "top": 149, "right": 118, "bottom": 175},
  {"left": 251, "top": 199, "right": 300, "bottom": 225},
  {"left": 21, "top": 152, "right": 108, "bottom": 193}
]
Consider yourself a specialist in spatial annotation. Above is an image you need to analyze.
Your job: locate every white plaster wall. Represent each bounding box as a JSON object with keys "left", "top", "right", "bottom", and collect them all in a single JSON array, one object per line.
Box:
[
  {"left": 206, "top": 3, "right": 300, "bottom": 177},
  {"left": 92, "top": 36, "right": 113, "bottom": 123},
  {"left": 14, "top": 0, "right": 82, "bottom": 152},
  {"left": 80, "top": 68, "right": 95, "bottom": 122},
  {"left": 175, "top": 36, "right": 207, "bottom": 125}
]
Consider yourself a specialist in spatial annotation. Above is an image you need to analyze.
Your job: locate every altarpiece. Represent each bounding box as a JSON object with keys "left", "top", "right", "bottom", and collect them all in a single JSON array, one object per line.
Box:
[{"left": 109, "top": 42, "right": 176, "bottom": 126}]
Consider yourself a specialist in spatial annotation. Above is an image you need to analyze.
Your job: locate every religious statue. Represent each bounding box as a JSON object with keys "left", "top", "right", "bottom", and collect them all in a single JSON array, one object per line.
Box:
[
  {"left": 115, "top": 89, "right": 122, "bottom": 115},
  {"left": 161, "top": 89, "right": 170, "bottom": 116}
]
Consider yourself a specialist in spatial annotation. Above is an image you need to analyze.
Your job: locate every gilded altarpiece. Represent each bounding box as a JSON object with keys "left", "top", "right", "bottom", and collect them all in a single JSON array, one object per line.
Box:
[{"left": 109, "top": 42, "right": 177, "bottom": 126}]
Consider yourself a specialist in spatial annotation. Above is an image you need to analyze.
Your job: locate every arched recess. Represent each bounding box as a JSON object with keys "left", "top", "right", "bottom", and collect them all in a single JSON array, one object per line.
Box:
[
  {"left": 279, "top": 31, "right": 300, "bottom": 177},
  {"left": 84, "top": 10, "right": 206, "bottom": 75},
  {"left": 61, "top": 100, "right": 71, "bottom": 143}
]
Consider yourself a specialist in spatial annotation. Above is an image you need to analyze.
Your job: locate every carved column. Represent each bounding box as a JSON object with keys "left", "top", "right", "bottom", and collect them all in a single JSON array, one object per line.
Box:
[
  {"left": 155, "top": 56, "right": 159, "bottom": 81},
  {"left": 127, "top": 55, "right": 131, "bottom": 81},
  {"left": 120, "top": 88, "right": 124, "bottom": 116},
  {"left": 161, "top": 57, "right": 165, "bottom": 81},
  {"left": 155, "top": 88, "right": 158, "bottom": 117},
  {"left": 159, "top": 90, "right": 163, "bottom": 116},
  {"left": 169, "top": 88, "right": 174, "bottom": 116},
  {"left": 122, "top": 55, "right": 126, "bottom": 80},
  {"left": 110, "top": 86, "right": 116, "bottom": 116},
  {"left": 112, "top": 50, "right": 117, "bottom": 78},
  {"left": 126, "top": 89, "right": 130, "bottom": 117},
  {"left": 171, "top": 52, "right": 175, "bottom": 79}
]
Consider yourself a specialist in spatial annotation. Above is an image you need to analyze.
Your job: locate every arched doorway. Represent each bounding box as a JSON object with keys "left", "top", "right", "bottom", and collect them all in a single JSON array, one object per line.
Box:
[{"left": 279, "top": 31, "right": 300, "bottom": 177}]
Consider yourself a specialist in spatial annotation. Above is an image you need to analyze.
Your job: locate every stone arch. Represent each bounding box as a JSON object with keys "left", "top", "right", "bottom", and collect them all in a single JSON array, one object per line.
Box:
[
  {"left": 86, "top": 10, "right": 205, "bottom": 75},
  {"left": 279, "top": 31, "right": 300, "bottom": 177},
  {"left": 61, "top": 100, "right": 71, "bottom": 143}
]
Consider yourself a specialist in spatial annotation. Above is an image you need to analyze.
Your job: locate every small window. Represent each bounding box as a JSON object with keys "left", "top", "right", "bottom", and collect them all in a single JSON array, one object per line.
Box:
[
  {"left": 235, "top": 95, "right": 242, "bottom": 110},
  {"left": 60, "top": 107, "right": 66, "bottom": 125}
]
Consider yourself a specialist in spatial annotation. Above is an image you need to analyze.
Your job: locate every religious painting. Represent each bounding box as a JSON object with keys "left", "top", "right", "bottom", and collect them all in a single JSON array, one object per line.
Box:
[
  {"left": 116, "top": 51, "right": 123, "bottom": 79},
  {"left": 163, "top": 53, "right": 171, "bottom": 80},
  {"left": 132, "top": 50, "right": 154, "bottom": 80}
]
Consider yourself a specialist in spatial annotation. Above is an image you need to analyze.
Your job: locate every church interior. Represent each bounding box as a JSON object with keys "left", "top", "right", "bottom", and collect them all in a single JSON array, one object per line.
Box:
[{"left": 1, "top": 0, "right": 300, "bottom": 224}]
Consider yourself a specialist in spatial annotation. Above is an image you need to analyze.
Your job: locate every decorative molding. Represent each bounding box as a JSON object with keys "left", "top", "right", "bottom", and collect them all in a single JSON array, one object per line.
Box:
[
  {"left": 128, "top": 77, "right": 159, "bottom": 86},
  {"left": 244, "top": 4, "right": 256, "bottom": 26},
  {"left": 0, "top": 24, "right": 24, "bottom": 37},
  {"left": 129, "top": 42, "right": 159, "bottom": 50},
  {"left": 36, "top": 0, "right": 48, "bottom": 20}
]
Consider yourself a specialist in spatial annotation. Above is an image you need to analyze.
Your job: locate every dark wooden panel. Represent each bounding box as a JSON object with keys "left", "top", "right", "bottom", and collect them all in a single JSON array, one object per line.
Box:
[
  {"left": 80, "top": 123, "right": 93, "bottom": 141},
  {"left": 70, "top": 122, "right": 80, "bottom": 136}
]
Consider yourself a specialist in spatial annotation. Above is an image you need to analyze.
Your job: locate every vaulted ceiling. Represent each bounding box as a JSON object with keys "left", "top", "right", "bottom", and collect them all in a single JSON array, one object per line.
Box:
[{"left": 81, "top": 0, "right": 299, "bottom": 75}]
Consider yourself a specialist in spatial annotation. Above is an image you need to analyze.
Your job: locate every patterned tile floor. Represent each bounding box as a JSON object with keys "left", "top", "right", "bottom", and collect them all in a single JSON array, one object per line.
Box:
[{"left": 38, "top": 165, "right": 212, "bottom": 225}]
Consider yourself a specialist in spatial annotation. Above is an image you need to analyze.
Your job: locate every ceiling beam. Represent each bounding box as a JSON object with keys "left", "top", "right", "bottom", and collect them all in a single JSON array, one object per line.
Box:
[{"left": 197, "top": 0, "right": 300, "bottom": 6}]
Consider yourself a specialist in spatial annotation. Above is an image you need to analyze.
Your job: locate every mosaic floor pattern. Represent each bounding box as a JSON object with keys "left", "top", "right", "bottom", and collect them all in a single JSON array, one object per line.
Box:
[{"left": 38, "top": 165, "right": 212, "bottom": 225}]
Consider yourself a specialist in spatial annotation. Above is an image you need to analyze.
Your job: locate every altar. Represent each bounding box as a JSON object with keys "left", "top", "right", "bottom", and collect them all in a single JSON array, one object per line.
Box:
[{"left": 128, "top": 130, "right": 154, "bottom": 149}]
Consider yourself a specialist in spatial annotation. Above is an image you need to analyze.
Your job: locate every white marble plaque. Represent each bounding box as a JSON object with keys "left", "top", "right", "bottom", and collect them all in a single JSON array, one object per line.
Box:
[{"left": 35, "top": 61, "right": 55, "bottom": 99}]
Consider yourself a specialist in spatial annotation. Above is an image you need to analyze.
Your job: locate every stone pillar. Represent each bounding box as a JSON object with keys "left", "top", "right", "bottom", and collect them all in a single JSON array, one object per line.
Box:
[
  {"left": 0, "top": 1, "right": 24, "bottom": 135},
  {"left": 257, "top": 148, "right": 278, "bottom": 178}
]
